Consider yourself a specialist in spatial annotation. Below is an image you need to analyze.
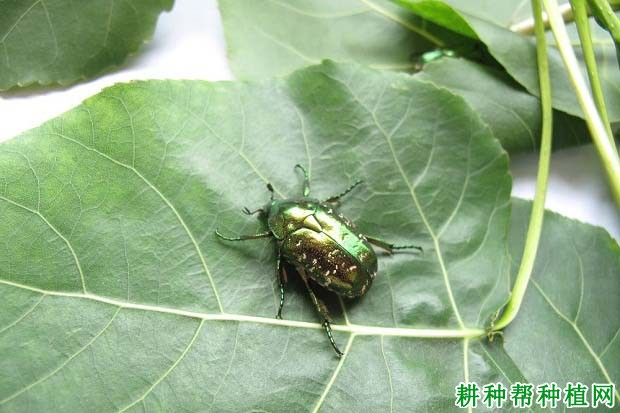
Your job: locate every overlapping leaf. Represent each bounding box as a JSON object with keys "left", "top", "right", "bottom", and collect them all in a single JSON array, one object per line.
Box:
[
  {"left": 417, "top": 57, "right": 588, "bottom": 152},
  {"left": 218, "top": 0, "right": 464, "bottom": 79},
  {"left": 394, "top": 0, "right": 620, "bottom": 122},
  {"left": 217, "top": 0, "right": 598, "bottom": 153},
  {"left": 0, "top": 0, "right": 173, "bottom": 90}
]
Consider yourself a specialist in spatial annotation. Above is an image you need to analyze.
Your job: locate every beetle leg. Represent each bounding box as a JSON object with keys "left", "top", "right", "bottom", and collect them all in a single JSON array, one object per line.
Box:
[
  {"left": 295, "top": 164, "right": 310, "bottom": 197},
  {"left": 276, "top": 250, "right": 287, "bottom": 319},
  {"left": 322, "top": 320, "right": 343, "bottom": 357},
  {"left": 215, "top": 229, "right": 272, "bottom": 241},
  {"left": 298, "top": 270, "right": 344, "bottom": 357},
  {"left": 323, "top": 179, "right": 363, "bottom": 203},
  {"left": 364, "top": 235, "right": 423, "bottom": 255},
  {"left": 242, "top": 207, "right": 264, "bottom": 217}
]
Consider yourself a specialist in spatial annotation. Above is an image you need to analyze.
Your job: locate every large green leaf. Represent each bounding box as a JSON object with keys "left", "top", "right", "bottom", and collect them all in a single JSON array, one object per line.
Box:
[
  {"left": 1, "top": 63, "right": 617, "bottom": 412},
  {"left": 0, "top": 62, "right": 512, "bottom": 411},
  {"left": 0, "top": 0, "right": 173, "bottom": 90}
]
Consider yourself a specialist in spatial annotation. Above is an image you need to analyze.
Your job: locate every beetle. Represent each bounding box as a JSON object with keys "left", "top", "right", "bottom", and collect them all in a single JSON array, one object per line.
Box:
[
  {"left": 215, "top": 165, "right": 422, "bottom": 356},
  {"left": 413, "top": 48, "right": 456, "bottom": 71}
]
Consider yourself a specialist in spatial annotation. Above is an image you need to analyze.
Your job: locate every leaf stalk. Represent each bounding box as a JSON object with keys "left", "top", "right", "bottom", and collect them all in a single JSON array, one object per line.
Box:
[
  {"left": 543, "top": 0, "right": 620, "bottom": 207},
  {"left": 588, "top": 0, "right": 620, "bottom": 47},
  {"left": 493, "top": 0, "right": 553, "bottom": 331},
  {"left": 571, "top": 0, "right": 617, "bottom": 151}
]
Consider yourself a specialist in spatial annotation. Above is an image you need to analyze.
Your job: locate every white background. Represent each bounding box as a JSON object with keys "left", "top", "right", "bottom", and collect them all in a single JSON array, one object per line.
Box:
[{"left": 0, "top": 0, "right": 617, "bottom": 240}]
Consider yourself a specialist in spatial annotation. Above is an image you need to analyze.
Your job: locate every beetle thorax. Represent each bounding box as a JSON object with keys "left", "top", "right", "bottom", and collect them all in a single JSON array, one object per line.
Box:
[{"left": 267, "top": 199, "right": 320, "bottom": 240}]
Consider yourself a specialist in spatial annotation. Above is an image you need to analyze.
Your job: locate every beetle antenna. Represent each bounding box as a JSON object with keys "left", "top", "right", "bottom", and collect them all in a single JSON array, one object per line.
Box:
[
  {"left": 323, "top": 179, "right": 364, "bottom": 203},
  {"left": 295, "top": 164, "right": 310, "bottom": 197},
  {"left": 392, "top": 244, "right": 424, "bottom": 254},
  {"left": 215, "top": 229, "right": 272, "bottom": 241}
]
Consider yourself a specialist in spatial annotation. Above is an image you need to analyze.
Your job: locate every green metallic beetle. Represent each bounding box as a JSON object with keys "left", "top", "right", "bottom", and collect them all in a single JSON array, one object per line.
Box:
[
  {"left": 215, "top": 165, "right": 422, "bottom": 356},
  {"left": 413, "top": 48, "right": 456, "bottom": 71}
]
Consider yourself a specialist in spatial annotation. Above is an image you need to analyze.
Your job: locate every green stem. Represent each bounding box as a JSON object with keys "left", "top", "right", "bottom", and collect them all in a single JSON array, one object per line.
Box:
[
  {"left": 493, "top": 0, "right": 553, "bottom": 332},
  {"left": 571, "top": 0, "right": 617, "bottom": 151},
  {"left": 588, "top": 0, "right": 620, "bottom": 45},
  {"left": 544, "top": 0, "right": 620, "bottom": 207}
]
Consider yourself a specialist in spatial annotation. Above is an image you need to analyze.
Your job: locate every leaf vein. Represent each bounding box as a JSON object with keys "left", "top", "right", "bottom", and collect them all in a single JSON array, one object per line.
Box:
[
  {"left": 599, "top": 327, "right": 620, "bottom": 358},
  {"left": 0, "top": 194, "right": 87, "bottom": 293},
  {"left": 380, "top": 336, "right": 394, "bottom": 413},
  {"left": 0, "top": 307, "right": 121, "bottom": 405},
  {"left": 356, "top": 0, "right": 444, "bottom": 46},
  {"left": 266, "top": 0, "right": 370, "bottom": 19},
  {"left": 210, "top": 322, "right": 240, "bottom": 408},
  {"left": 0, "top": 295, "right": 45, "bottom": 335},
  {"left": 0, "top": 0, "right": 42, "bottom": 44},
  {"left": 252, "top": 25, "right": 319, "bottom": 66},
  {"left": 312, "top": 334, "right": 355, "bottom": 413},
  {"left": 117, "top": 319, "right": 205, "bottom": 412},
  {"left": 532, "top": 280, "right": 620, "bottom": 402},
  {"left": 50, "top": 132, "right": 224, "bottom": 313}
]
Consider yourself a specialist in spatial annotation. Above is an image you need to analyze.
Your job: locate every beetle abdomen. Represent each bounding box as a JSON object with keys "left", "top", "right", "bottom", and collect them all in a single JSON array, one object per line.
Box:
[{"left": 281, "top": 228, "right": 374, "bottom": 297}]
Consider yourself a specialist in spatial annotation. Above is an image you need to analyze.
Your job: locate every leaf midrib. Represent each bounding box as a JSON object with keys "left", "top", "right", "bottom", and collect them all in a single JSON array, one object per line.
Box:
[{"left": 0, "top": 278, "right": 484, "bottom": 338}]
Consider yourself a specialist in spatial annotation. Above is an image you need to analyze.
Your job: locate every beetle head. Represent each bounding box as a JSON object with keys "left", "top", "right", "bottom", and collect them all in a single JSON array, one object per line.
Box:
[{"left": 242, "top": 183, "right": 277, "bottom": 221}]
